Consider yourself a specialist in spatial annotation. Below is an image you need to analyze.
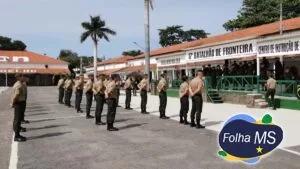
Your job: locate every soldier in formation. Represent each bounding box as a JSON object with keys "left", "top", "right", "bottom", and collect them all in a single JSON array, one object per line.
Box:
[
  {"left": 93, "top": 74, "right": 106, "bottom": 125},
  {"left": 138, "top": 74, "right": 149, "bottom": 114},
  {"left": 57, "top": 75, "right": 66, "bottom": 104},
  {"left": 189, "top": 70, "right": 205, "bottom": 129},
  {"left": 64, "top": 75, "right": 74, "bottom": 107},
  {"left": 124, "top": 76, "right": 133, "bottom": 110},
  {"left": 74, "top": 75, "right": 84, "bottom": 113},
  {"left": 84, "top": 74, "right": 94, "bottom": 119},
  {"left": 265, "top": 73, "right": 277, "bottom": 110},
  {"left": 179, "top": 75, "right": 190, "bottom": 125},
  {"left": 105, "top": 75, "right": 119, "bottom": 131},
  {"left": 157, "top": 73, "right": 169, "bottom": 119},
  {"left": 10, "top": 74, "right": 27, "bottom": 142}
]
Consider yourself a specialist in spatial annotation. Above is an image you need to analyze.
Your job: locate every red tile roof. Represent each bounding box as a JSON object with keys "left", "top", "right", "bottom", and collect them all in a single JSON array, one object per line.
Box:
[
  {"left": 97, "top": 68, "right": 124, "bottom": 75},
  {"left": 86, "top": 56, "right": 133, "bottom": 68},
  {"left": 0, "top": 50, "right": 68, "bottom": 64},
  {"left": 0, "top": 68, "right": 69, "bottom": 74},
  {"left": 130, "top": 17, "right": 300, "bottom": 60}
]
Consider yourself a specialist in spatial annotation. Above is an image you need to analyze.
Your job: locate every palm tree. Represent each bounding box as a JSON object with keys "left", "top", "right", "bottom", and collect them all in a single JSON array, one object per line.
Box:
[{"left": 80, "top": 15, "right": 116, "bottom": 80}]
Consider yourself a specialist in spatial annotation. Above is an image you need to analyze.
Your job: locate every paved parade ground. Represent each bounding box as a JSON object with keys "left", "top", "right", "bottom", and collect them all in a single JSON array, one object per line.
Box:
[{"left": 1, "top": 87, "right": 300, "bottom": 169}]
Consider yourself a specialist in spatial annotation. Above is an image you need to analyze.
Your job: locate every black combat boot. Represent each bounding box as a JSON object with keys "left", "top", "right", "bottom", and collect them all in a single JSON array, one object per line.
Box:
[
  {"left": 108, "top": 123, "right": 119, "bottom": 131},
  {"left": 14, "top": 133, "right": 26, "bottom": 142},
  {"left": 190, "top": 120, "right": 196, "bottom": 127},
  {"left": 196, "top": 120, "right": 205, "bottom": 129},
  {"left": 184, "top": 116, "right": 190, "bottom": 125}
]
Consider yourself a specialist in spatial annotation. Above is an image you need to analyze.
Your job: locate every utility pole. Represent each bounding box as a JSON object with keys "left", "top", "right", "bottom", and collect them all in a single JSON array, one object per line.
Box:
[
  {"left": 280, "top": 2, "right": 283, "bottom": 35},
  {"left": 144, "top": 0, "right": 151, "bottom": 91},
  {"left": 5, "top": 57, "right": 8, "bottom": 87}
]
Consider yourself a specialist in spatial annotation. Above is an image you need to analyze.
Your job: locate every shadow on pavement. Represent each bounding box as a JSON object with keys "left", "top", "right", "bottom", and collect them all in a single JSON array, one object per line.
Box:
[
  {"left": 118, "top": 123, "right": 148, "bottom": 130},
  {"left": 26, "top": 108, "right": 49, "bottom": 112},
  {"left": 204, "top": 121, "right": 223, "bottom": 127},
  {"left": 27, "top": 131, "right": 72, "bottom": 140},
  {"left": 27, "top": 124, "right": 68, "bottom": 131},
  {"left": 29, "top": 118, "right": 56, "bottom": 123},
  {"left": 115, "top": 118, "right": 133, "bottom": 123},
  {"left": 26, "top": 112, "right": 51, "bottom": 116}
]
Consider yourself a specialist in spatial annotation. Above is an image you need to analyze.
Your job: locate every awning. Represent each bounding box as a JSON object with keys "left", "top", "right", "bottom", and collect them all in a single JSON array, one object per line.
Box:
[{"left": 0, "top": 68, "right": 69, "bottom": 74}]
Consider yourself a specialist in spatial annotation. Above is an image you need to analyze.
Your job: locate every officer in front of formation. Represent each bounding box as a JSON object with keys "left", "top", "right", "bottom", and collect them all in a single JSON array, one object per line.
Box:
[
  {"left": 189, "top": 70, "right": 205, "bottom": 129},
  {"left": 179, "top": 75, "right": 190, "bottom": 125},
  {"left": 124, "top": 76, "right": 133, "bottom": 110},
  {"left": 157, "top": 73, "right": 169, "bottom": 119},
  {"left": 84, "top": 74, "right": 94, "bottom": 119},
  {"left": 64, "top": 75, "right": 74, "bottom": 107},
  {"left": 93, "top": 74, "right": 106, "bottom": 125},
  {"left": 57, "top": 75, "right": 66, "bottom": 104},
  {"left": 138, "top": 74, "right": 149, "bottom": 114},
  {"left": 10, "top": 73, "right": 27, "bottom": 142},
  {"left": 74, "top": 75, "right": 84, "bottom": 113},
  {"left": 105, "top": 75, "right": 119, "bottom": 131},
  {"left": 265, "top": 72, "right": 277, "bottom": 110}
]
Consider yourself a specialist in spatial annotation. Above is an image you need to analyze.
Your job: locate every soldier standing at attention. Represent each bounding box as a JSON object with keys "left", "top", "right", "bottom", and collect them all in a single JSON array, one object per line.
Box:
[
  {"left": 84, "top": 74, "right": 94, "bottom": 119},
  {"left": 138, "top": 74, "right": 149, "bottom": 114},
  {"left": 21, "top": 78, "right": 29, "bottom": 124},
  {"left": 124, "top": 76, "right": 133, "bottom": 110},
  {"left": 105, "top": 75, "right": 119, "bottom": 131},
  {"left": 74, "top": 75, "right": 84, "bottom": 113},
  {"left": 189, "top": 70, "right": 205, "bottom": 129},
  {"left": 64, "top": 75, "right": 74, "bottom": 108},
  {"left": 10, "top": 74, "right": 27, "bottom": 142},
  {"left": 157, "top": 73, "right": 169, "bottom": 119},
  {"left": 265, "top": 73, "right": 277, "bottom": 110},
  {"left": 179, "top": 76, "right": 190, "bottom": 125},
  {"left": 57, "top": 75, "right": 66, "bottom": 104},
  {"left": 115, "top": 76, "right": 121, "bottom": 107},
  {"left": 93, "top": 74, "right": 106, "bottom": 125}
]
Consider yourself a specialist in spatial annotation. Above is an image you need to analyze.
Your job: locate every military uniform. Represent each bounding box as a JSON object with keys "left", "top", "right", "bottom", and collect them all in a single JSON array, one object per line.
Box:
[
  {"left": 57, "top": 78, "right": 65, "bottom": 104},
  {"left": 116, "top": 80, "right": 121, "bottom": 107},
  {"left": 138, "top": 78, "right": 148, "bottom": 114},
  {"left": 265, "top": 77, "right": 277, "bottom": 110},
  {"left": 21, "top": 81, "right": 29, "bottom": 124},
  {"left": 124, "top": 78, "right": 133, "bottom": 109},
  {"left": 84, "top": 79, "right": 94, "bottom": 118},
  {"left": 105, "top": 80, "right": 118, "bottom": 131},
  {"left": 74, "top": 78, "right": 84, "bottom": 112},
  {"left": 11, "top": 80, "right": 27, "bottom": 141},
  {"left": 64, "top": 78, "right": 74, "bottom": 107},
  {"left": 157, "top": 77, "right": 168, "bottom": 119},
  {"left": 190, "top": 77, "right": 205, "bottom": 128},
  {"left": 179, "top": 81, "right": 189, "bottom": 124},
  {"left": 93, "top": 78, "right": 106, "bottom": 124}
]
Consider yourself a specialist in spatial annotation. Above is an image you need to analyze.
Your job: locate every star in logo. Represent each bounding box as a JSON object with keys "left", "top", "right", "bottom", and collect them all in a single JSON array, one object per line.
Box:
[{"left": 256, "top": 146, "right": 263, "bottom": 154}]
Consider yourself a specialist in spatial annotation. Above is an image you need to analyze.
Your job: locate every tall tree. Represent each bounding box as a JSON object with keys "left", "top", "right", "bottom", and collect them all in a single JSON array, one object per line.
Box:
[
  {"left": 223, "top": 0, "right": 300, "bottom": 32},
  {"left": 57, "top": 49, "right": 80, "bottom": 75},
  {"left": 158, "top": 25, "right": 209, "bottom": 47},
  {"left": 122, "top": 50, "right": 143, "bottom": 56},
  {"left": 80, "top": 15, "right": 116, "bottom": 80},
  {"left": 0, "top": 36, "right": 27, "bottom": 50}
]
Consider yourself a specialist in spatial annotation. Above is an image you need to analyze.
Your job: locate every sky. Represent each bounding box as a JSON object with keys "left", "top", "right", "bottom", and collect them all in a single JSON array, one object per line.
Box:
[{"left": 0, "top": 0, "right": 243, "bottom": 59}]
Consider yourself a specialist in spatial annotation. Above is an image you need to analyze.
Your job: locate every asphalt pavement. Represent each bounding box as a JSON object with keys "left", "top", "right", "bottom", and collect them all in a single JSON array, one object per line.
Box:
[{"left": 1, "top": 87, "right": 300, "bottom": 169}]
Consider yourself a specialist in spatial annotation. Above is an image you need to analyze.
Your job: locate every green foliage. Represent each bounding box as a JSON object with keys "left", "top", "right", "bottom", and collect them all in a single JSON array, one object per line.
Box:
[
  {"left": 158, "top": 25, "right": 209, "bottom": 47},
  {"left": 122, "top": 50, "right": 143, "bottom": 56},
  {"left": 223, "top": 0, "right": 300, "bottom": 31},
  {"left": 80, "top": 15, "right": 116, "bottom": 45},
  {"left": 262, "top": 114, "right": 273, "bottom": 124},
  {"left": 0, "top": 36, "right": 26, "bottom": 50}
]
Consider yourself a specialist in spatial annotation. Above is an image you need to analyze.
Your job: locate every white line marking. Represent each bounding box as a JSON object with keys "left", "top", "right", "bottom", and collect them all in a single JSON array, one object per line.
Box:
[
  {"left": 9, "top": 134, "right": 18, "bottom": 169},
  {"left": 280, "top": 148, "right": 300, "bottom": 157}
]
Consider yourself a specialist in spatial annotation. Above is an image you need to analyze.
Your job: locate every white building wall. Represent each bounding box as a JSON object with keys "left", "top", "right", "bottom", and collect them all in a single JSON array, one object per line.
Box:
[{"left": 127, "top": 57, "right": 157, "bottom": 66}]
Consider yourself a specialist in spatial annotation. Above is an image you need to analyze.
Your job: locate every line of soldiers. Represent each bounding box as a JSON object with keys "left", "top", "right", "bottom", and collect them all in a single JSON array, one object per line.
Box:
[
  {"left": 57, "top": 74, "right": 122, "bottom": 131},
  {"left": 10, "top": 74, "right": 30, "bottom": 142},
  {"left": 157, "top": 70, "right": 206, "bottom": 128}
]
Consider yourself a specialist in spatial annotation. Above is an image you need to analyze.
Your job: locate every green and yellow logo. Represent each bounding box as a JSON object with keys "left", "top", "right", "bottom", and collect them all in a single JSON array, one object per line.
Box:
[{"left": 296, "top": 84, "right": 300, "bottom": 100}]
